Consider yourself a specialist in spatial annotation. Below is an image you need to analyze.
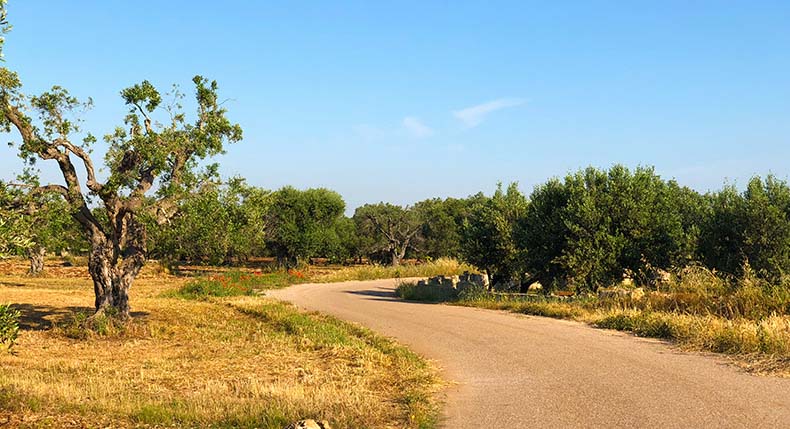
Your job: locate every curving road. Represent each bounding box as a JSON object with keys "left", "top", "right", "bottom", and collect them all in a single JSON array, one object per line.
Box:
[{"left": 268, "top": 279, "right": 790, "bottom": 428}]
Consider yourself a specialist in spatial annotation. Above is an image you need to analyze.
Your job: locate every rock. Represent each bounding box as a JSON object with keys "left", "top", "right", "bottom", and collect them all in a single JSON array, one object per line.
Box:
[{"left": 284, "top": 419, "right": 332, "bottom": 429}]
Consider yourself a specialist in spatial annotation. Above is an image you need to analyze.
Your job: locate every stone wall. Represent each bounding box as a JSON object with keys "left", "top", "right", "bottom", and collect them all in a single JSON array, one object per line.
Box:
[{"left": 416, "top": 272, "right": 490, "bottom": 295}]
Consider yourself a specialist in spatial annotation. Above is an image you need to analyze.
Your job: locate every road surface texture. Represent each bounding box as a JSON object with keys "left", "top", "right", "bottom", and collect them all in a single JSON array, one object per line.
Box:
[{"left": 268, "top": 279, "right": 790, "bottom": 428}]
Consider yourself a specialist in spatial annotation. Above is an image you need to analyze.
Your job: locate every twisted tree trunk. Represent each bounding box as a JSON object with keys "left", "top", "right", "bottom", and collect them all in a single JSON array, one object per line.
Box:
[
  {"left": 27, "top": 246, "right": 45, "bottom": 275},
  {"left": 88, "top": 215, "right": 146, "bottom": 318}
]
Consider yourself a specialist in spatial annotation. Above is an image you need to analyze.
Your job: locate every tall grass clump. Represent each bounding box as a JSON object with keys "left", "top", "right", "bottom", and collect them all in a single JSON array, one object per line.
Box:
[{"left": 319, "top": 258, "right": 475, "bottom": 283}]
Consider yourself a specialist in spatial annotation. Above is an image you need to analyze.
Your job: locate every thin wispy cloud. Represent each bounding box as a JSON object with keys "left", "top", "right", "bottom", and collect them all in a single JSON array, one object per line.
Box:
[
  {"left": 402, "top": 116, "right": 435, "bottom": 138},
  {"left": 453, "top": 97, "right": 526, "bottom": 128}
]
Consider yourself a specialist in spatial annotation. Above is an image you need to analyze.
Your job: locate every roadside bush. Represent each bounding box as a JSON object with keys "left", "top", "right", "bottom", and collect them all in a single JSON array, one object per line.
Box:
[{"left": 0, "top": 303, "right": 20, "bottom": 351}]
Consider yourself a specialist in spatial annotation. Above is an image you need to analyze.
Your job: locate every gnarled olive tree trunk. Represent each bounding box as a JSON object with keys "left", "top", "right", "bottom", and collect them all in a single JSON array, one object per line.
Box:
[
  {"left": 27, "top": 246, "right": 46, "bottom": 275},
  {"left": 86, "top": 213, "right": 147, "bottom": 318}
]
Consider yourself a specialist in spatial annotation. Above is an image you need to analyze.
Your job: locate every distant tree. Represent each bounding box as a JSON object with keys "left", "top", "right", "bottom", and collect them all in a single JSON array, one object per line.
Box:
[
  {"left": 266, "top": 187, "right": 345, "bottom": 267},
  {"left": 461, "top": 183, "right": 527, "bottom": 287},
  {"left": 354, "top": 203, "right": 422, "bottom": 266},
  {"left": 148, "top": 178, "right": 270, "bottom": 265},
  {"left": 0, "top": 10, "right": 242, "bottom": 317}
]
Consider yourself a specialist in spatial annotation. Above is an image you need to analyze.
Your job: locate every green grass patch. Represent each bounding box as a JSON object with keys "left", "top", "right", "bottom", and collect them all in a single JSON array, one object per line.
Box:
[{"left": 169, "top": 270, "right": 308, "bottom": 300}]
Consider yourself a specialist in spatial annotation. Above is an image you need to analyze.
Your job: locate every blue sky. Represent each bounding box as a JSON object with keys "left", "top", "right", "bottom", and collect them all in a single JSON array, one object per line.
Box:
[{"left": 2, "top": 1, "right": 789, "bottom": 212}]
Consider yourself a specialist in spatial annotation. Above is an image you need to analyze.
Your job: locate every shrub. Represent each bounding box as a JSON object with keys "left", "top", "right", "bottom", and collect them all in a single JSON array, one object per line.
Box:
[{"left": 0, "top": 304, "right": 20, "bottom": 351}]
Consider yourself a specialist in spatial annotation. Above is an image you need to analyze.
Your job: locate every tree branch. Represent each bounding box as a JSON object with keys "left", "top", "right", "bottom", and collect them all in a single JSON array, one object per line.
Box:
[{"left": 54, "top": 138, "right": 104, "bottom": 194}]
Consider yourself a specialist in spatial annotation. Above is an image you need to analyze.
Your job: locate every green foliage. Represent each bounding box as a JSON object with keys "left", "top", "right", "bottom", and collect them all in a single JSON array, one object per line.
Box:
[
  {"left": 700, "top": 176, "right": 790, "bottom": 282},
  {"left": 328, "top": 216, "right": 363, "bottom": 263},
  {"left": 0, "top": 303, "right": 21, "bottom": 351},
  {"left": 517, "top": 166, "right": 706, "bottom": 291},
  {"left": 266, "top": 187, "right": 346, "bottom": 267},
  {"left": 460, "top": 183, "right": 527, "bottom": 284},
  {"left": 148, "top": 178, "right": 270, "bottom": 265},
  {"left": 0, "top": 177, "right": 87, "bottom": 267},
  {"left": 415, "top": 197, "right": 474, "bottom": 259},
  {"left": 0, "top": 212, "right": 30, "bottom": 257}
]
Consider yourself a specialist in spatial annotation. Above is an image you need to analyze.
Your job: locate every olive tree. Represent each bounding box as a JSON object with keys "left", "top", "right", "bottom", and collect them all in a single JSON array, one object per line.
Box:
[
  {"left": 354, "top": 203, "right": 422, "bottom": 266},
  {"left": 12, "top": 189, "right": 84, "bottom": 274},
  {"left": 460, "top": 183, "right": 527, "bottom": 287},
  {"left": 148, "top": 178, "right": 269, "bottom": 265},
  {"left": 265, "top": 187, "right": 346, "bottom": 267},
  {"left": 0, "top": 11, "right": 241, "bottom": 316}
]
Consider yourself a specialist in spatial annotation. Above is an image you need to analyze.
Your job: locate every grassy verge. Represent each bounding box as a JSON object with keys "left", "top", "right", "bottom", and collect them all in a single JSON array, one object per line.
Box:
[
  {"left": 314, "top": 258, "right": 475, "bottom": 283},
  {"left": 396, "top": 271, "right": 790, "bottom": 376},
  {"left": 0, "top": 272, "right": 441, "bottom": 428}
]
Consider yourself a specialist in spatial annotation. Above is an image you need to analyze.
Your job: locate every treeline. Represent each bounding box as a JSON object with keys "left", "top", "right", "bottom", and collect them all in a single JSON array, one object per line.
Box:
[
  {"left": 4, "top": 165, "right": 789, "bottom": 291},
  {"left": 149, "top": 165, "right": 789, "bottom": 291}
]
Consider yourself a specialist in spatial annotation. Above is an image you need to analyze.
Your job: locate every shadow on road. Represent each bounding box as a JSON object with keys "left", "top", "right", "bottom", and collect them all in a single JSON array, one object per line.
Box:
[
  {"left": 347, "top": 288, "right": 396, "bottom": 298},
  {"left": 345, "top": 289, "right": 444, "bottom": 305}
]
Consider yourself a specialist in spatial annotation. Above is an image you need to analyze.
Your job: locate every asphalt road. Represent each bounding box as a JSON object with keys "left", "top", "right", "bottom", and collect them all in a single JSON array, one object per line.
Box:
[{"left": 268, "top": 279, "right": 790, "bottom": 428}]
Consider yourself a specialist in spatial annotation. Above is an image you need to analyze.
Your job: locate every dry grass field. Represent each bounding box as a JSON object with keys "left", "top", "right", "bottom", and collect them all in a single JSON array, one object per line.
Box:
[{"left": 0, "top": 259, "right": 441, "bottom": 428}]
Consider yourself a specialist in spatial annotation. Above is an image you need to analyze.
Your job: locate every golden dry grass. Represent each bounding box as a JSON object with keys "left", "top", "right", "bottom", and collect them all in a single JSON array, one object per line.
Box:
[
  {"left": 315, "top": 258, "right": 475, "bottom": 283},
  {"left": 0, "top": 259, "right": 441, "bottom": 428}
]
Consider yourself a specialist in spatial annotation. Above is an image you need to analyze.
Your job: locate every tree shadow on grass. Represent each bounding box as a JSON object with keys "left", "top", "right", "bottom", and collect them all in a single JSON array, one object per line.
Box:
[{"left": 10, "top": 303, "right": 149, "bottom": 331}]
